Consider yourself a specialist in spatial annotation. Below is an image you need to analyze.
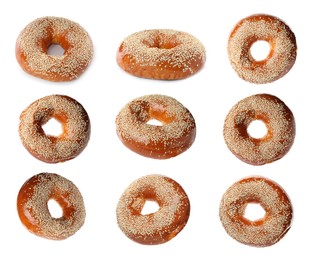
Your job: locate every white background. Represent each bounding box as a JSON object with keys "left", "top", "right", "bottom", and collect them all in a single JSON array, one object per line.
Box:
[{"left": 2, "top": 0, "right": 309, "bottom": 259}]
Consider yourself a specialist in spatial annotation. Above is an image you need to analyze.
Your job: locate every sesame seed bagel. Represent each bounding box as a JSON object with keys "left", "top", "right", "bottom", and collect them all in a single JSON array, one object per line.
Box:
[
  {"left": 19, "top": 95, "right": 91, "bottom": 163},
  {"left": 116, "top": 94, "right": 196, "bottom": 159},
  {"left": 219, "top": 176, "right": 293, "bottom": 247},
  {"left": 228, "top": 14, "right": 297, "bottom": 84},
  {"left": 116, "top": 174, "right": 190, "bottom": 245},
  {"left": 17, "top": 172, "right": 86, "bottom": 240},
  {"left": 223, "top": 94, "right": 295, "bottom": 165},
  {"left": 116, "top": 29, "right": 206, "bottom": 80},
  {"left": 16, "top": 16, "right": 93, "bottom": 82}
]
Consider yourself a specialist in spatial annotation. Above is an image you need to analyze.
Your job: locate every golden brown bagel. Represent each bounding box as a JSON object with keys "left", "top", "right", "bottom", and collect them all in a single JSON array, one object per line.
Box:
[
  {"left": 17, "top": 172, "right": 86, "bottom": 240},
  {"left": 117, "top": 29, "right": 206, "bottom": 80},
  {"left": 228, "top": 14, "right": 297, "bottom": 84},
  {"left": 116, "top": 94, "right": 196, "bottom": 159},
  {"left": 19, "top": 95, "right": 91, "bottom": 163},
  {"left": 219, "top": 176, "right": 293, "bottom": 247},
  {"left": 116, "top": 174, "right": 190, "bottom": 245},
  {"left": 16, "top": 16, "right": 93, "bottom": 82},
  {"left": 223, "top": 93, "right": 295, "bottom": 165}
]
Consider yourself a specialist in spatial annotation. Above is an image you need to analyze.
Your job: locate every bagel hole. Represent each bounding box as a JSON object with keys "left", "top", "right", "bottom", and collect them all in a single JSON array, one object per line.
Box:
[
  {"left": 141, "top": 200, "right": 159, "bottom": 215},
  {"left": 147, "top": 119, "right": 163, "bottom": 126},
  {"left": 145, "top": 40, "right": 176, "bottom": 49},
  {"left": 156, "top": 42, "right": 176, "bottom": 49},
  {"left": 247, "top": 120, "right": 267, "bottom": 139},
  {"left": 244, "top": 203, "right": 266, "bottom": 222},
  {"left": 250, "top": 40, "right": 271, "bottom": 61},
  {"left": 48, "top": 199, "right": 63, "bottom": 218},
  {"left": 47, "top": 43, "right": 65, "bottom": 56},
  {"left": 42, "top": 118, "right": 63, "bottom": 137}
]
